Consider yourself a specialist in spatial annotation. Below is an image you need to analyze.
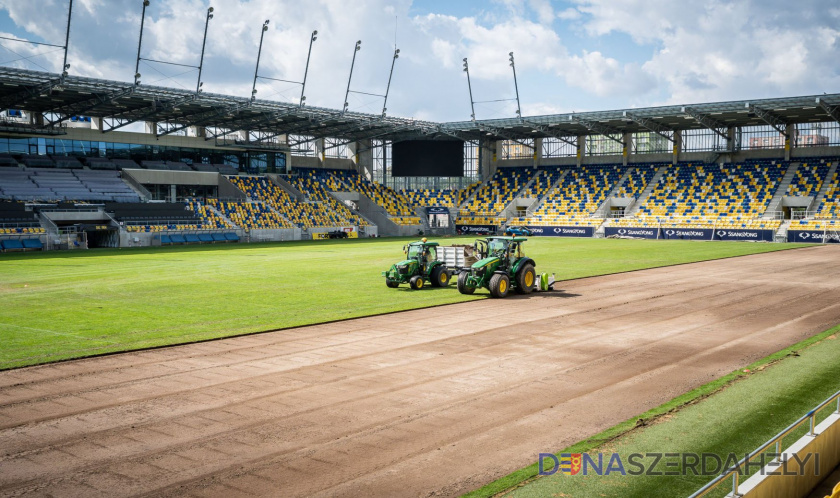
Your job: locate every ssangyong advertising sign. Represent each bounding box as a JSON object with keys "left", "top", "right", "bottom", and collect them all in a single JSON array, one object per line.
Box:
[
  {"left": 787, "top": 230, "right": 840, "bottom": 243},
  {"left": 604, "top": 227, "right": 660, "bottom": 239},
  {"left": 527, "top": 226, "right": 594, "bottom": 237}
]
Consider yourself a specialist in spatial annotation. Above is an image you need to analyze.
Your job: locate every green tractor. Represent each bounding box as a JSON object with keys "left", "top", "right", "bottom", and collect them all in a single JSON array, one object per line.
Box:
[
  {"left": 382, "top": 239, "right": 451, "bottom": 290},
  {"left": 457, "top": 236, "right": 536, "bottom": 298}
]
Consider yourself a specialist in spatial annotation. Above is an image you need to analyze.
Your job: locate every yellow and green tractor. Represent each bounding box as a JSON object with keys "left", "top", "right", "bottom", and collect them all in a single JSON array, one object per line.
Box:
[
  {"left": 382, "top": 239, "right": 451, "bottom": 290},
  {"left": 457, "top": 236, "right": 536, "bottom": 298}
]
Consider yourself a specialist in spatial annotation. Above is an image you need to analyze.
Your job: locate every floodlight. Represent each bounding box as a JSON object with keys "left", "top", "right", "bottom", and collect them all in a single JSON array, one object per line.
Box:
[
  {"left": 143, "top": 0, "right": 150, "bottom": 6},
  {"left": 208, "top": 6, "right": 214, "bottom": 13},
  {"left": 64, "top": 63, "right": 71, "bottom": 70}
]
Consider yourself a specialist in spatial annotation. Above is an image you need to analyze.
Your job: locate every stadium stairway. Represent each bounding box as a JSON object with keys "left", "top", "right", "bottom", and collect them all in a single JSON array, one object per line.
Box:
[
  {"left": 762, "top": 161, "right": 800, "bottom": 218},
  {"left": 594, "top": 168, "right": 636, "bottom": 216},
  {"left": 625, "top": 164, "right": 670, "bottom": 216},
  {"left": 498, "top": 170, "right": 544, "bottom": 220},
  {"left": 809, "top": 161, "right": 839, "bottom": 213},
  {"left": 523, "top": 169, "right": 568, "bottom": 219}
]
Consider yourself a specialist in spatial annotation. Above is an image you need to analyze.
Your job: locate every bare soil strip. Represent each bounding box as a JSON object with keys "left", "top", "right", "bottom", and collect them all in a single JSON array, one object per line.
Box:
[{"left": 1, "top": 246, "right": 838, "bottom": 498}]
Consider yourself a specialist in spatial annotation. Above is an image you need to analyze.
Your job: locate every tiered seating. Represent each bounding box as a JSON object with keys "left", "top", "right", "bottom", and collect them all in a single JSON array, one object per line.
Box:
[
  {"left": 518, "top": 168, "right": 565, "bottom": 200},
  {"left": 522, "top": 165, "right": 622, "bottom": 225},
  {"left": 609, "top": 216, "right": 781, "bottom": 230},
  {"left": 109, "top": 202, "right": 207, "bottom": 232},
  {"left": 791, "top": 219, "right": 840, "bottom": 231},
  {"left": 637, "top": 161, "right": 786, "bottom": 221},
  {"left": 0, "top": 168, "right": 140, "bottom": 202},
  {"left": 455, "top": 215, "right": 502, "bottom": 226},
  {"left": 400, "top": 188, "right": 461, "bottom": 208},
  {"left": 230, "top": 175, "right": 353, "bottom": 228},
  {"left": 185, "top": 200, "right": 233, "bottom": 229},
  {"left": 205, "top": 198, "right": 293, "bottom": 229},
  {"left": 329, "top": 169, "right": 420, "bottom": 224},
  {"left": 0, "top": 238, "right": 43, "bottom": 251},
  {"left": 288, "top": 169, "right": 369, "bottom": 226},
  {"left": 813, "top": 165, "right": 839, "bottom": 218},
  {"left": 787, "top": 161, "right": 830, "bottom": 196},
  {"left": 456, "top": 182, "right": 481, "bottom": 206},
  {"left": 461, "top": 168, "right": 536, "bottom": 215},
  {"left": 613, "top": 165, "right": 659, "bottom": 198}
]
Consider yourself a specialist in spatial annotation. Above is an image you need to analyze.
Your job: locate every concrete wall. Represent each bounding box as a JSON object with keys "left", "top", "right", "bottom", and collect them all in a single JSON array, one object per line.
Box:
[
  {"left": 122, "top": 169, "right": 220, "bottom": 186},
  {"left": 738, "top": 412, "right": 840, "bottom": 498}
]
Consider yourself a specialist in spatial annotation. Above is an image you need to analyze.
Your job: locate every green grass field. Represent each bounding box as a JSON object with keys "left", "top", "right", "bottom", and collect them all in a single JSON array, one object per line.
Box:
[
  {"left": 0, "top": 237, "right": 805, "bottom": 369},
  {"left": 485, "top": 326, "right": 840, "bottom": 498}
]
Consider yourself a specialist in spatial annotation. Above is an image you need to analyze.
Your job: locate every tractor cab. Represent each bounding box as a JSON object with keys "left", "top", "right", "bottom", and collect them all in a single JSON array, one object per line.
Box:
[
  {"left": 405, "top": 241, "right": 437, "bottom": 272},
  {"left": 458, "top": 236, "right": 535, "bottom": 298}
]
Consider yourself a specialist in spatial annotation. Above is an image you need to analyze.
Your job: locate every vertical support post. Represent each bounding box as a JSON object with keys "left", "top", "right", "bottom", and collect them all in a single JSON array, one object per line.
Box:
[
  {"left": 732, "top": 469, "right": 740, "bottom": 497},
  {"left": 60, "top": 0, "right": 74, "bottom": 82},
  {"left": 381, "top": 48, "right": 400, "bottom": 118},
  {"left": 509, "top": 52, "right": 521, "bottom": 121},
  {"left": 251, "top": 20, "right": 269, "bottom": 102},
  {"left": 196, "top": 7, "right": 214, "bottom": 95},
  {"left": 134, "top": 0, "right": 149, "bottom": 85},
  {"left": 300, "top": 30, "right": 317, "bottom": 107},
  {"left": 462, "top": 58, "right": 476, "bottom": 121},
  {"left": 343, "top": 40, "right": 362, "bottom": 115}
]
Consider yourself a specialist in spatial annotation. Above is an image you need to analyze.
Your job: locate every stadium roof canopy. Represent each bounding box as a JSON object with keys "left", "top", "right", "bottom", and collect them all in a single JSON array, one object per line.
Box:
[{"left": 0, "top": 67, "right": 838, "bottom": 146}]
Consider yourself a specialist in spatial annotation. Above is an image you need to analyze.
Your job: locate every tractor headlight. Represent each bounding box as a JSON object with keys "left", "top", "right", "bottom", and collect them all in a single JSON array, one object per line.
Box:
[{"left": 397, "top": 264, "right": 409, "bottom": 273}]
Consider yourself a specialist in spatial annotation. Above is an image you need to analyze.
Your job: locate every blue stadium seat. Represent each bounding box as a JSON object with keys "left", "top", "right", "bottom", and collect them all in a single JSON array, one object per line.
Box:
[
  {"left": 211, "top": 233, "right": 227, "bottom": 242},
  {"left": 22, "top": 239, "right": 42, "bottom": 249},
  {"left": 198, "top": 233, "right": 214, "bottom": 243},
  {"left": 185, "top": 234, "right": 201, "bottom": 243},
  {"left": 160, "top": 235, "right": 172, "bottom": 244},
  {"left": 224, "top": 232, "right": 240, "bottom": 241},
  {"left": 2, "top": 239, "right": 24, "bottom": 250},
  {"left": 169, "top": 234, "right": 186, "bottom": 244}
]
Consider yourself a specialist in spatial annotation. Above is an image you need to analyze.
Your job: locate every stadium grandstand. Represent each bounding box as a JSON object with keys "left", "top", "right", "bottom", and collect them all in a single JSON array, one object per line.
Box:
[{"left": 0, "top": 63, "right": 839, "bottom": 249}]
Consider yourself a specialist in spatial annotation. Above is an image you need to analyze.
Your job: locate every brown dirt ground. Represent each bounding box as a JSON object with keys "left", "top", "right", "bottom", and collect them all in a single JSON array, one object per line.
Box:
[{"left": 1, "top": 245, "right": 839, "bottom": 498}]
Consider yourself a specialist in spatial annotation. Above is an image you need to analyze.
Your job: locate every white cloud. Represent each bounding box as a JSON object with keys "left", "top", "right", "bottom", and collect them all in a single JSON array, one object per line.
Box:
[{"left": 0, "top": 0, "right": 836, "bottom": 121}]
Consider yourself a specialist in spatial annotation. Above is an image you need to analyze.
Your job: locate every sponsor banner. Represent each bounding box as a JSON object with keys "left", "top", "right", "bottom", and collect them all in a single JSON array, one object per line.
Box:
[
  {"left": 713, "top": 229, "right": 775, "bottom": 242},
  {"left": 659, "top": 228, "right": 714, "bottom": 240},
  {"left": 787, "top": 230, "right": 840, "bottom": 243},
  {"left": 527, "top": 226, "right": 594, "bottom": 237},
  {"left": 456, "top": 224, "right": 497, "bottom": 234},
  {"left": 604, "top": 227, "right": 660, "bottom": 239},
  {"left": 426, "top": 206, "right": 450, "bottom": 215}
]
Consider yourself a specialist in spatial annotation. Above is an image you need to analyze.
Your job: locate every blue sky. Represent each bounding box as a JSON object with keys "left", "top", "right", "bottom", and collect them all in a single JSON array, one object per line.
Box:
[{"left": 0, "top": 0, "right": 836, "bottom": 122}]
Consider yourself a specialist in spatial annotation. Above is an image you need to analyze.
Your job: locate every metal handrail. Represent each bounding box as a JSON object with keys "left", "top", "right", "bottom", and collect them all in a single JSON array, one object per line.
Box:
[{"left": 689, "top": 389, "right": 840, "bottom": 498}]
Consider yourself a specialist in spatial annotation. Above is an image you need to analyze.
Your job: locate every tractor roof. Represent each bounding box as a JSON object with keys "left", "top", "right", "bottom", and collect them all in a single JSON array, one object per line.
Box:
[
  {"left": 408, "top": 240, "right": 439, "bottom": 247},
  {"left": 486, "top": 236, "right": 528, "bottom": 242}
]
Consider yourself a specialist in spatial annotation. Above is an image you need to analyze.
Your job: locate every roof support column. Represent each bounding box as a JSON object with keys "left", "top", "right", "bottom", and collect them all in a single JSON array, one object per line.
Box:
[
  {"left": 533, "top": 137, "right": 542, "bottom": 168},
  {"left": 576, "top": 135, "right": 584, "bottom": 167},
  {"left": 314, "top": 138, "right": 326, "bottom": 164},
  {"left": 785, "top": 123, "right": 794, "bottom": 161},
  {"left": 673, "top": 130, "right": 682, "bottom": 164},
  {"left": 622, "top": 132, "right": 631, "bottom": 166},
  {"left": 727, "top": 127, "right": 737, "bottom": 153},
  {"left": 351, "top": 139, "right": 373, "bottom": 179},
  {"left": 479, "top": 137, "right": 495, "bottom": 181}
]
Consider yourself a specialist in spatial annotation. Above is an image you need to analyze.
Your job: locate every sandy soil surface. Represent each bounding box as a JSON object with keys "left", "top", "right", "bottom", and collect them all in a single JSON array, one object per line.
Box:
[{"left": 1, "top": 245, "right": 839, "bottom": 498}]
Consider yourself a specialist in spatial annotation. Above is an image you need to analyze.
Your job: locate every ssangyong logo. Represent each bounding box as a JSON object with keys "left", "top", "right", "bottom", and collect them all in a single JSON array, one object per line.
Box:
[
  {"left": 717, "top": 230, "right": 726, "bottom": 237},
  {"left": 665, "top": 230, "right": 675, "bottom": 236},
  {"left": 618, "top": 229, "right": 627, "bottom": 235},
  {"left": 799, "top": 232, "right": 810, "bottom": 240},
  {"left": 553, "top": 228, "right": 563, "bottom": 234}
]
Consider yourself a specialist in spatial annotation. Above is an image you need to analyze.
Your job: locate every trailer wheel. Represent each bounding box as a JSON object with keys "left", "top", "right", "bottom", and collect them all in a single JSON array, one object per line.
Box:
[
  {"left": 385, "top": 278, "right": 399, "bottom": 288},
  {"left": 431, "top": 266, "right": 450, "bottom": 287},
  {"left": 409, "top": 275, "right": 425, "bottom": 290},
  {"left": 489, "top": 273, "right": 510, "bottom": 298},
  {"left": 457, "top": 272, "right": 475, "bottom": 295},
  {"left": 515, "top": 264, "right": 536, "bottom": 294}
]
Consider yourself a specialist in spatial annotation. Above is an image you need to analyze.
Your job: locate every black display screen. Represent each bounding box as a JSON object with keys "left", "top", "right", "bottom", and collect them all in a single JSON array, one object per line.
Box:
[{"left": 391, "top": 140, "right": 464, "bottom": 177}]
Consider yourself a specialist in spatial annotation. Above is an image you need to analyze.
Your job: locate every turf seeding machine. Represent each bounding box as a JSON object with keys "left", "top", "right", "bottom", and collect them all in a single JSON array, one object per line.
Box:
[{"left": 382, "top": 236, "right": 555, "bottom": 298}]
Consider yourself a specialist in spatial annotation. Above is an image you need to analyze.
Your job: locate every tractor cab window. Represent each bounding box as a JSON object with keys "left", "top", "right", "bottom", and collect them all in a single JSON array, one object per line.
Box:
[
  {"left": 488, "top": 239, "right": 509, "bottom": 258},
  {"left": 407, "top": 245, "right": 424, "bottom": 259}
]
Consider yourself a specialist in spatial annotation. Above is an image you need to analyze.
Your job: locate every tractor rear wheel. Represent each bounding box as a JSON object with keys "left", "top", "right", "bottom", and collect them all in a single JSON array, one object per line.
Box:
[
  {"left": 515, "top": 264, "right": 536, "bottom": 294},
  {"left": 457, "top": 272, "right": 475, "bottom": 295},
  {"left": 409, "top": 275, "right": 425, "bottom": 290},
  {"left": 430, "top": 266, "right": 450, "bottom": 287},
  {"left": 489, "top": 273, "right": 510, "bottom": 298},
  {"left": 385, "top": 278, "right": 399, "bottom": 288}
]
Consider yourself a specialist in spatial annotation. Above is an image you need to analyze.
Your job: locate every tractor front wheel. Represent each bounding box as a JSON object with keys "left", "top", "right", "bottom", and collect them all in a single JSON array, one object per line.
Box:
[
  {"left": 385, "top": 278, "right": 399, "bottom": 288},
  {"left": 431, "top": 266, "right": 450, "bottom": 287},
  {"left": 489, "top": 273, "right": 510, "bottom": 298},
  {"left": 409, "top": 275, "right": 425, "bottom": 290},
  {"left": 457, "top": 272, "right": 475, "bottom": 295},
  {"left": 515, "top": 264, "right": 536, "bottom": 294}
]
